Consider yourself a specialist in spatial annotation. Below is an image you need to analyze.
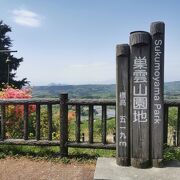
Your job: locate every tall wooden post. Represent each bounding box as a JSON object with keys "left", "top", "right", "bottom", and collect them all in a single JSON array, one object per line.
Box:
[
  {"left": 116, "top": 44, "right": 130, "bottom": 166},
  {"left": 130, "top": 31, "right": 151, "bottom": 168},
  {"left": 60, "top": 93, "right": 68, "bottom": 156},
  {"left": 150, "top": 21, "right": 165, "bottom": 167}
]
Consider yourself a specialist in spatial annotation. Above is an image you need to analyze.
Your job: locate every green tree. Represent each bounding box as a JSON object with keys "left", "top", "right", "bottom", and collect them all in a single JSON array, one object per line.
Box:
[{"left": 0, "top": 20, "right": 28, "bottom": 89}]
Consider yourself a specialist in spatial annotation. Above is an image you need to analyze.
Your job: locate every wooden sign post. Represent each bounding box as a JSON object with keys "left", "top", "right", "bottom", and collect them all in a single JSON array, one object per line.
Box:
[
  {"left": 130, "top": 31, "right": 151, "bottom": 168},
  {"left": 116, "top": 44, "right": 130, "bottom": 166},
  {"left": 116, "top": 22, "right": 165, "bottom": 169},
  {"left": 150, "top": 21, "right": 165, "bottom": 167}
]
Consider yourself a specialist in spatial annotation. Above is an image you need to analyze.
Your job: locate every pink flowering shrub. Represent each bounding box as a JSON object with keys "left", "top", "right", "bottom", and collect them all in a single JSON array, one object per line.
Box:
[{"left": 0, "top": 85, "right": 36, "bottom": 138}]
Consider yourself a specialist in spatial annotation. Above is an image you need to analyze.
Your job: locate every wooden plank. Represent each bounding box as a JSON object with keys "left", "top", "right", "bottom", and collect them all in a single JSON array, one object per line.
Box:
[
  {"left": 0, "top": 105, "right": 5, "bottom": 140},
  {"left": 150, "top": 21, "right": 165, "bottom": 167},
  {"left": 0, "top": 139, "right": 116, "bottom": 149},
  {"left": 116, "top": 44, "right": 130, "bottom": 166},
  {"left": 102, "top": 105, "right": 107, "bottom": 144},
  {"left": 177, "top": 107, "right": 180, "bottom": 146},
  {"left": 164, "top": 99, "right": 180, "bottom": 106},
  {"left": 67, "top": 142, "right": 116, "bottom": 149},
  {"left": 36, "top": 104, "right": 40, "bottom": 140},
  {"left": 47, "top": 104, "right": 52, "bottom": 141},
  {"left": 89, "top": 105, "right": 94, "bottom": 143},
  {"left": 0, "top": 139, "right": 60, "bottom": 146},
  {"left": 75, "top": 105, "right": 81, "bottom": 143},
  {"left": 0, "top": 98, "right": 59, "bottom": 105},
  {"left": 60, "top": 93, "right": 68, "bottom": 156},
  {"left": 68, "top": 99, "right": 115, "bottom": 105},
  {"left": 24, "top": 104, "right": 29, "bottom": 140},
  {"left": 130, "top": 31, "right": 151, "bottom": 168}
]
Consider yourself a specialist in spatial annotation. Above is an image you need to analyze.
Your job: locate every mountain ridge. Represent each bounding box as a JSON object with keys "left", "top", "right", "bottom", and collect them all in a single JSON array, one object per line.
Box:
[{"left": 32, "top": 81, "right": 180, "bottom": 98}]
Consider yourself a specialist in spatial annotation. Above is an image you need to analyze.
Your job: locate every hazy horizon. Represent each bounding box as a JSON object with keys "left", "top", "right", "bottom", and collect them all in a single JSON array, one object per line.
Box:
[{"left": 31, "top": 80, "right": 180, "bottom": 87}]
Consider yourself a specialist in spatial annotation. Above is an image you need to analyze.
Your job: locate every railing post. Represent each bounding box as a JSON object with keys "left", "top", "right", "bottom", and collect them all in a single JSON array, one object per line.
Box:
[
  {"left": 60, "top": 93, "right": 68, "bottom": 157},
  {"left": 164, "top": 105, "right": 168, "bottom": 145},
  {"left": 48, "top": 104, "right": 52, "bottom": 141},
  {"left": 75, "top": 105, "right": 81, "bottom": 143},
  {"left": 89, "top": 105, "right": 94, "bottom": 143},
  {"left": 177, "top": 107, "right": 180, "bottom": 146},
  {"left": 36, "top": 104, "right": 40, "bottom": 140},
  {"left": 24, "top": 104, "right": 29, "bottom": 140},
  {"left": 102, "top": 105, "right": 107, "bottom": 144},
  {"left": 0, "top": 105, "right": 5, "bottom": 140}
]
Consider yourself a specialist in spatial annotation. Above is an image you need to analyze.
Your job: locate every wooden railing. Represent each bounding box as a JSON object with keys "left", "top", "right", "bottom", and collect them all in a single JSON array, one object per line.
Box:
[
  {"left": 0, "top": 94, "right": 179, "bottom": 156},
  {"left": 164, "top": 99, "right": 180, "bottom": 146}
]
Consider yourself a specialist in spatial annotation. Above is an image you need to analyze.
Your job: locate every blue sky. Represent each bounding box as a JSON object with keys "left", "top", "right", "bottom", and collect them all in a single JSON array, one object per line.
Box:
[{"left": 0, "top": 0, "right": 180, "bottom": 85}]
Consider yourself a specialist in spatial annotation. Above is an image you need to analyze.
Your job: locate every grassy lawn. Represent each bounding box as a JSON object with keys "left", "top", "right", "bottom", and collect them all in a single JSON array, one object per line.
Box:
[{"left": 0, "top": 145, "right": 115, "bottom": 164}]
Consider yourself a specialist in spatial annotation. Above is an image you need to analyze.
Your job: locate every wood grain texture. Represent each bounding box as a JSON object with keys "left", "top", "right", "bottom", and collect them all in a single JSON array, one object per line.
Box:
[
  {"left": 130, "top": 31, "right": 151, "bottom": 168},
  {"left": 116, "top": 44, "right": 130, "bottom": 166},
  {"left": 102, "top": 105, "right": 107, "bottom": 144},
  {"left": 150, "top": 21, "right": 165, "bottom": 167},
  {"left": 60, "top": 93, "right": 68, "bottom": 156}
]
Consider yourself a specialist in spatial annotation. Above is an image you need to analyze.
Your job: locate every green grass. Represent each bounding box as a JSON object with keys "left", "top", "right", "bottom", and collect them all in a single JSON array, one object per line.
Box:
[
  {"left": 0, "top": 144, "right": 179, "bottom": 164},
  {"left": 68, "top": 118, "right": 116, "bottom": 142},
  {"left": 0, "top": 145, "right": 115, "bottom": 164},
  {"left": 163, "top": 146, "right": 180, "bottom": 161}
]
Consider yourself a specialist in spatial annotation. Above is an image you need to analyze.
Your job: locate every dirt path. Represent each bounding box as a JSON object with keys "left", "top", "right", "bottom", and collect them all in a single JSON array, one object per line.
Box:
[{"left": 0, "top": 157, "right": 95, "bottom": 180}]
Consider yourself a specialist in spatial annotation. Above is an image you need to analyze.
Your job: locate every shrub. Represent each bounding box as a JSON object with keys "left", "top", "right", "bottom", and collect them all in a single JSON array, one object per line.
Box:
[{"left": 0, "top": 85, "right": 35, "bottom": 138}]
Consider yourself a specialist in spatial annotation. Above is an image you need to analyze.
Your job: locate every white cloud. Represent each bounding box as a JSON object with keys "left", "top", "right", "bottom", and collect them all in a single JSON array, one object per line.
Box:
[{"left": 12, "top": 9, "right": 41, "bottom": 27}]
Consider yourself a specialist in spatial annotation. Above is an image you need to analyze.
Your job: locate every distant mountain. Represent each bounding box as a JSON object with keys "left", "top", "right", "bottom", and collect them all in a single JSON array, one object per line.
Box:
[
  {"left": 32, "top": 84, "right": 116, "bottom": 99},
  {"left": 164, "top": 81, "right": 180, "bottom": 98},
  {"left": 32, "top": 81, "right": 180, "bottom": 99}
]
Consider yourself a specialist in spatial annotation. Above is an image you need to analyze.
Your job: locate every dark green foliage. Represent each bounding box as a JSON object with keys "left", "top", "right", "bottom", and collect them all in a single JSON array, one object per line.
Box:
[
  {"left": 0, "top": 20, "right": 28, "bottom": 89},
  {"left": 163, "top": 146, "right": 180, "bottom": 161}
]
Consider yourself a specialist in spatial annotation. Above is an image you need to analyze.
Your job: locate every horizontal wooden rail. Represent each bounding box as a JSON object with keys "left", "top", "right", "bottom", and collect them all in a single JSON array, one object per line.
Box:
[
  {"left": 0, "top": 139, "right": 60, "bottom": 146},
  {"left": 0, "top": 98, "right": 179, "bottom": 106},
  {"left": 0, "top": 98, "right": 59, "bottom": 105},
  {"left": 67, "top": 142, "right": 116, "bottom": 149},
  {"left": 164, "top": 99, "right": 180, "bottom": 106},
  {"left": 68, "top": 99, "right": 116, "bottom": 105}
]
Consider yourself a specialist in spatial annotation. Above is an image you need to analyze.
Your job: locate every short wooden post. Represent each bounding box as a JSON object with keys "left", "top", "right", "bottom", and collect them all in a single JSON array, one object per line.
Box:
[
  {"left": 177, "top": 107, "right": 180, "bottom": 146},
  {"left": 36, "top": 104, "right": 40, "bottom": 140},
  {"left": 130, "top": 31, "right": 151, "bottom": 168},
  {"left": 60, "top": 93, "right": 68, "bottom": 156},
  {"left": 102, "top": 105, "right": 107, "bottom": 144},
  {"left": 116, "top": 44, "right": 130, "bottom": 166},
  {"left": 150, "top": 21, "right": 165, "bottom": 167},
  {"left": 48, "top": 104, "right": 52, "bottom": 141},
  {"left": 0, "top": 105, "right": 5, "bottom": 140},
  {"left": 24, "top": 104, "right": 29, "bottom": 140},
  {"left": 75, "top": 105, "right": 81, "bottom": 143},
  {"left": 89, "top": 105, "right": 94, "bottom": 143},
  {"left": 164, "top": 105, "right": 168, "bottom": 144}
]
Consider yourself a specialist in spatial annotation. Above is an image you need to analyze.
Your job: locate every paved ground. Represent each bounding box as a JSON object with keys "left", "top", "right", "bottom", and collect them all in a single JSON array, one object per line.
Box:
[
  {"left": 94, "top": 158, "right": 180, "bottom": 180},
  {"left": 0, "top": 157, "right": 95, "bottom": 180}
]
